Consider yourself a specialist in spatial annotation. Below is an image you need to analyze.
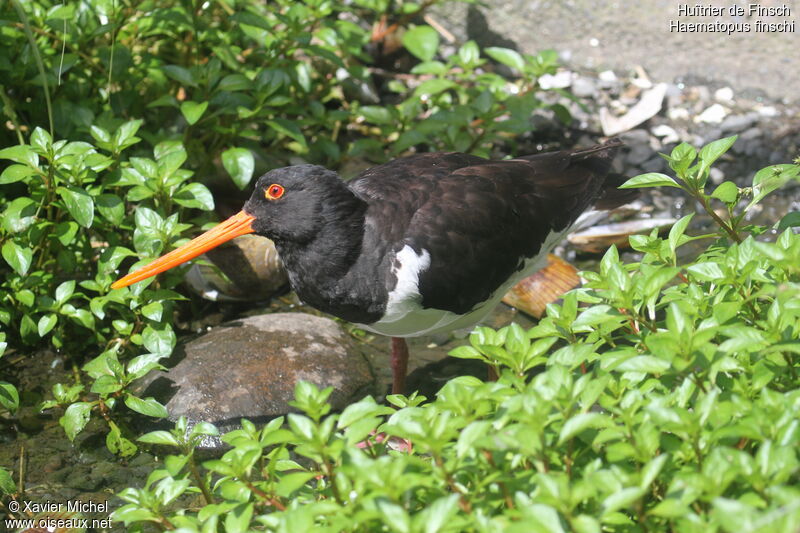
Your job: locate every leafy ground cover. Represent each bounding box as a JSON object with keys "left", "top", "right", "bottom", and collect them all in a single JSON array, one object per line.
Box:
[
  {"left": 1, "top": 0, "right": 800, "bottom": 531},
  {"left": 106, "top": 140, "right": 800, "bottom": 532}
]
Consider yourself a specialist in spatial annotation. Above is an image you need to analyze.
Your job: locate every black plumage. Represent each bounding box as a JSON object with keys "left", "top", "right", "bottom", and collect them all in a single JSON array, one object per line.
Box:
[{"left": 244, "top": 139, "right": 626, "bottom": 323}]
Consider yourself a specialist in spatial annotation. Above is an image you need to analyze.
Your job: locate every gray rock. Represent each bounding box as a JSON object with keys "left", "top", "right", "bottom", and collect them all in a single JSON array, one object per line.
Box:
[
  {"left": 740, "top": 127, "right": 762, "bottom": 141},
  {"left": 571, "top": 76, "right": 597, "bottom": 98},
  {"left": 640, "top": 156, "right": 667, "bottom": 174},
  {"left": 719, "top": 112, "right": 759, "bottom": 133},
  {"left": 626, "top": 143, "right": 653, "bottom": 166},
  {"left": 137, "top": 313, "right": 375, "bottom": 449}
]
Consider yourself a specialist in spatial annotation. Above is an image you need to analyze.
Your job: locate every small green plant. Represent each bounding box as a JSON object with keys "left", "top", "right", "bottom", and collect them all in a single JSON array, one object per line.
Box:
[
  {"left": 0, "top": 122, "right": 215, "bottom": 454},
  {"left": 358, "top": 37, "right": 569, "bottom": 158},
  {"left": 114, "top": 139, "right": 800, "bottom": 531},
  {"left": 0, "top": 332, "right": 17, "bottom": 417}
]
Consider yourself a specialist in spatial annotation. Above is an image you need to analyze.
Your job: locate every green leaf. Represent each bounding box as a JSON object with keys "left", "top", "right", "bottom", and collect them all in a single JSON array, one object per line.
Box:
[
  {"left": 640, "top": 453, "right": 668, "bottom": 489},
  {"left": 699, "top": 135, "right": 737, "bottom": 168},
  {"left": 112, "top": 505, "right": 159, "bottom": 524},
  {"left": 602, "top": 487, "right": 645, "bottom": 515},
  {"left": 711, "top": 181, "right": 738, "bottom": 204},
  {"left": 90, "top": 374, "right": 123, "bottom": 394},
  {"left": 402, "top": 25, "right": 439, "bottom": 62},
  {"left": 0, "top": 382, "right": 19, "bottom": 414},
  {"left": 276, "top": 472, "right": 316, "bottom": 498},
  {"left": 377, "top": 500, "right": 411, "bottom": 533},
  {"left": 686, "top": 261, "right": 724, "bottom": 281},
  {"left": 126, "top": 353, "right": 166, "bottom": 380},
  {"left": 668, "top": 214, "right": 694, "bottom": 256},
  {"left": 57, "top": 185, "right": 94, "bottom": 228},
  {"left": 0, "top": 144, "right": 38, "bottom": 167},
  {"left": 667, "top": 142, "right": 697, "bottom": 174},
  {"left": 3, "top": 197, "right": 37, "bottom": 233},
  {"left": 359, "top": 105, "right": 394, "bottom": 125},
  {"left": 224, "top": 502, "right": 254, "bottom": 533},
  {"left": 2, "top": 241, "right": 32, "bottom": 275},
  {"left": 419, "top": 494, "right": 459, "bottom": 533},
  {"left": 558, "top": 413, "right": 611, "bottom": 444},
  {"left": 522, "top": 504, "right": 566, "bottom": 533},
  {"left": 266, "top": 118, "right": 307, "bottom": 149},
  {"left": 485, "top": 47, "right": 525, "bottom": 71},
  {"left": 114, "top": 119, "right": 144, "bottom": 149},
  {"left": 37, "top": 314, "right": 57, "bottom": 336},
  {"left": 222, "top": 147, "right": 255, "bottom": 190},
  {"left": 180, "top": 100, "right": 208, "bottom": 125},
  {"left": 96, "top": 194, "right": 125, "bottom": 225},
  {"left": 142, "top": 326, "right": 176, "bottom": 356},
  {"left": 649, "top": 498, "right": 688, "bottom": 518},
  {"left": 138, "top": 430, "right": 180, "bottom": 447},
  {"left": 458, "top": 40, "right": 480, "bottom": 65},
  {"left": 0, "top": 467, "right": 15, "bottom": 494},
  {"left": 295, "top": 62, "right": 311, "bottom": 92},
  {"left": 30, "top": 127, "right": 53, "bottom": 154},
  {"left": 748, "top": 164, "right": 800, "bottom": 209},
  {"left": 141, "top": 302, "right": 164, "bottom": 322},
  {"left": 55, "top": 280, "right": 76, "bottom": 304},
  {"left": 217, "top": 73, "right": 251, "bottom": 92},
  {"left": 615, "top": 356, "right": 670, "bottom": 374},
  {"left": 777, "top": 211, "right": 800, "bottom": 230},
  {"left": 619, "top": 173, "right": 680, "bottom": 189},
  {"left": 60, "top": 402, "right": 93, "bottom": 441},
  {"left": 55, "top": 221, "right": 79, "bottom": 246},
  {"left": 162, "top": 64, "right": 197, "bottom": 87},
  {"left": 413, "top": 78, "right": 456, "bottom": 97},
  {"left": 449, "top": 345, "right": 484, "bottom": 360},
  {"left": 174, "top": 183, "right": 215, "bottom": 210},
  {"left": 106, "top": 422, "right": 137, "bottom": 457},
  {"left": 0, "top": 164, "right": 36, "bottom": 184},
  {"left": 124, "top": 394, "right": 169, "bottom": 418}
]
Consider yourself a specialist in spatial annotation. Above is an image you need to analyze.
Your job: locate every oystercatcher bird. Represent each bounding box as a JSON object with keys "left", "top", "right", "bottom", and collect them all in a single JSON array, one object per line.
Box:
[{"left": 111, "top": 139, "right": 630, "bottom": 394}]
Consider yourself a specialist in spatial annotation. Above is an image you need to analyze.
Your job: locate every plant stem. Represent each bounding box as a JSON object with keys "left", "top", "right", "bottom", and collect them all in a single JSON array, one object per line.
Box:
[
  {"left": 12, "top": 0, "right": 54, "bottom": 136},
  {"left": 0, "top": 85, "right": 25, "bottom": 144},
  {"left": 188, "top": 453, "right": 215, "bottom": 505}
]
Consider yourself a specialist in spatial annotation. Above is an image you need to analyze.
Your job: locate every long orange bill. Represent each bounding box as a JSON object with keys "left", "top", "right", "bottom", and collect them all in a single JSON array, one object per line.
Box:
[{"left": 110, "top": 210, "right": 256, "bottom": 289}]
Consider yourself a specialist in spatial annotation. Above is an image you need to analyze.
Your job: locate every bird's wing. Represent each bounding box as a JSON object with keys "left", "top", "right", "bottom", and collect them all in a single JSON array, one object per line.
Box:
[{"left": 406, "top": 143, "right": 623, "bottom": 314}]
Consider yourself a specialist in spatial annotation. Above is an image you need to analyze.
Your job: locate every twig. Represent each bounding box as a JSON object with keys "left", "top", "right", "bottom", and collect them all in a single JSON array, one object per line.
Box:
[{"left": 423, "top": 14, "right": 455, "bottom": 43}]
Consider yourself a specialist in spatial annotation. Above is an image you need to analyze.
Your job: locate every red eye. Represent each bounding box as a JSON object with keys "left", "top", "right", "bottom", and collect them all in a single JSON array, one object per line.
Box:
[{"left": 265, "top": 183, "right": 284, "bottom": 200}]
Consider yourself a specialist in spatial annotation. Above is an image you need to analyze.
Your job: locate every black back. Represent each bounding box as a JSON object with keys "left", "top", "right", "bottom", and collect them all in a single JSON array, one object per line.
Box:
[{"left": 346, "top": 140, "right": 625, "bottom": 315}]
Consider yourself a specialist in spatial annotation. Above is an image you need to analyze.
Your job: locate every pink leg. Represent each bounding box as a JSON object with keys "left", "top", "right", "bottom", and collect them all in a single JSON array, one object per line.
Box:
[{"left": 390, "top": 337, "right": 409, "bottom": 395}]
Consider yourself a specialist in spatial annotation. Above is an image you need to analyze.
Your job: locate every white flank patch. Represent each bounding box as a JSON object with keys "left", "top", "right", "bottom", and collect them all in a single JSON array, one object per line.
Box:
[
  {"left": 363, "top": 227, "right": 572, "bottom": 338},
  {"left": 381, "top": 245, "right": 430, "bottom": 323}
]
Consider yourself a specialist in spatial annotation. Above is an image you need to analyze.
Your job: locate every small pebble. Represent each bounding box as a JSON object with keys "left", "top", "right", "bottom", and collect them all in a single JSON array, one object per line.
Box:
[
  {"left": 756, "top": 105, "right": 778, "bottom": 117},
  {"left": 599, "top": 70, "right": 617, "bottom": 82},
  {"left": 695, "top": 103, "right": 728, "bottom": 124},
  {"left": 668, "top": 107, "right": 691, "bottom": 121},
  {"left": 651, "top": 124, "right": 680, "bottom": 144},
  {"left": 714, "top": 86, "right": 735, "bottom": 103},
  {"left": 571, "top": 76, "right": 597, "bottom": 98},
  {"left": 538, "top": 71, "right": 572, "bottom": 90}
]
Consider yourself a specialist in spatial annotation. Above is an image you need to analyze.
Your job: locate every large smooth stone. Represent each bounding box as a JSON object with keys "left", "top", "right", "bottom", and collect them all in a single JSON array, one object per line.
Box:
[
  {"left": 137, "top": 313, "right": 375, "bottom": 448},
  {"left": 185, "top": 234, "right": 288, "bottom": 302}
]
